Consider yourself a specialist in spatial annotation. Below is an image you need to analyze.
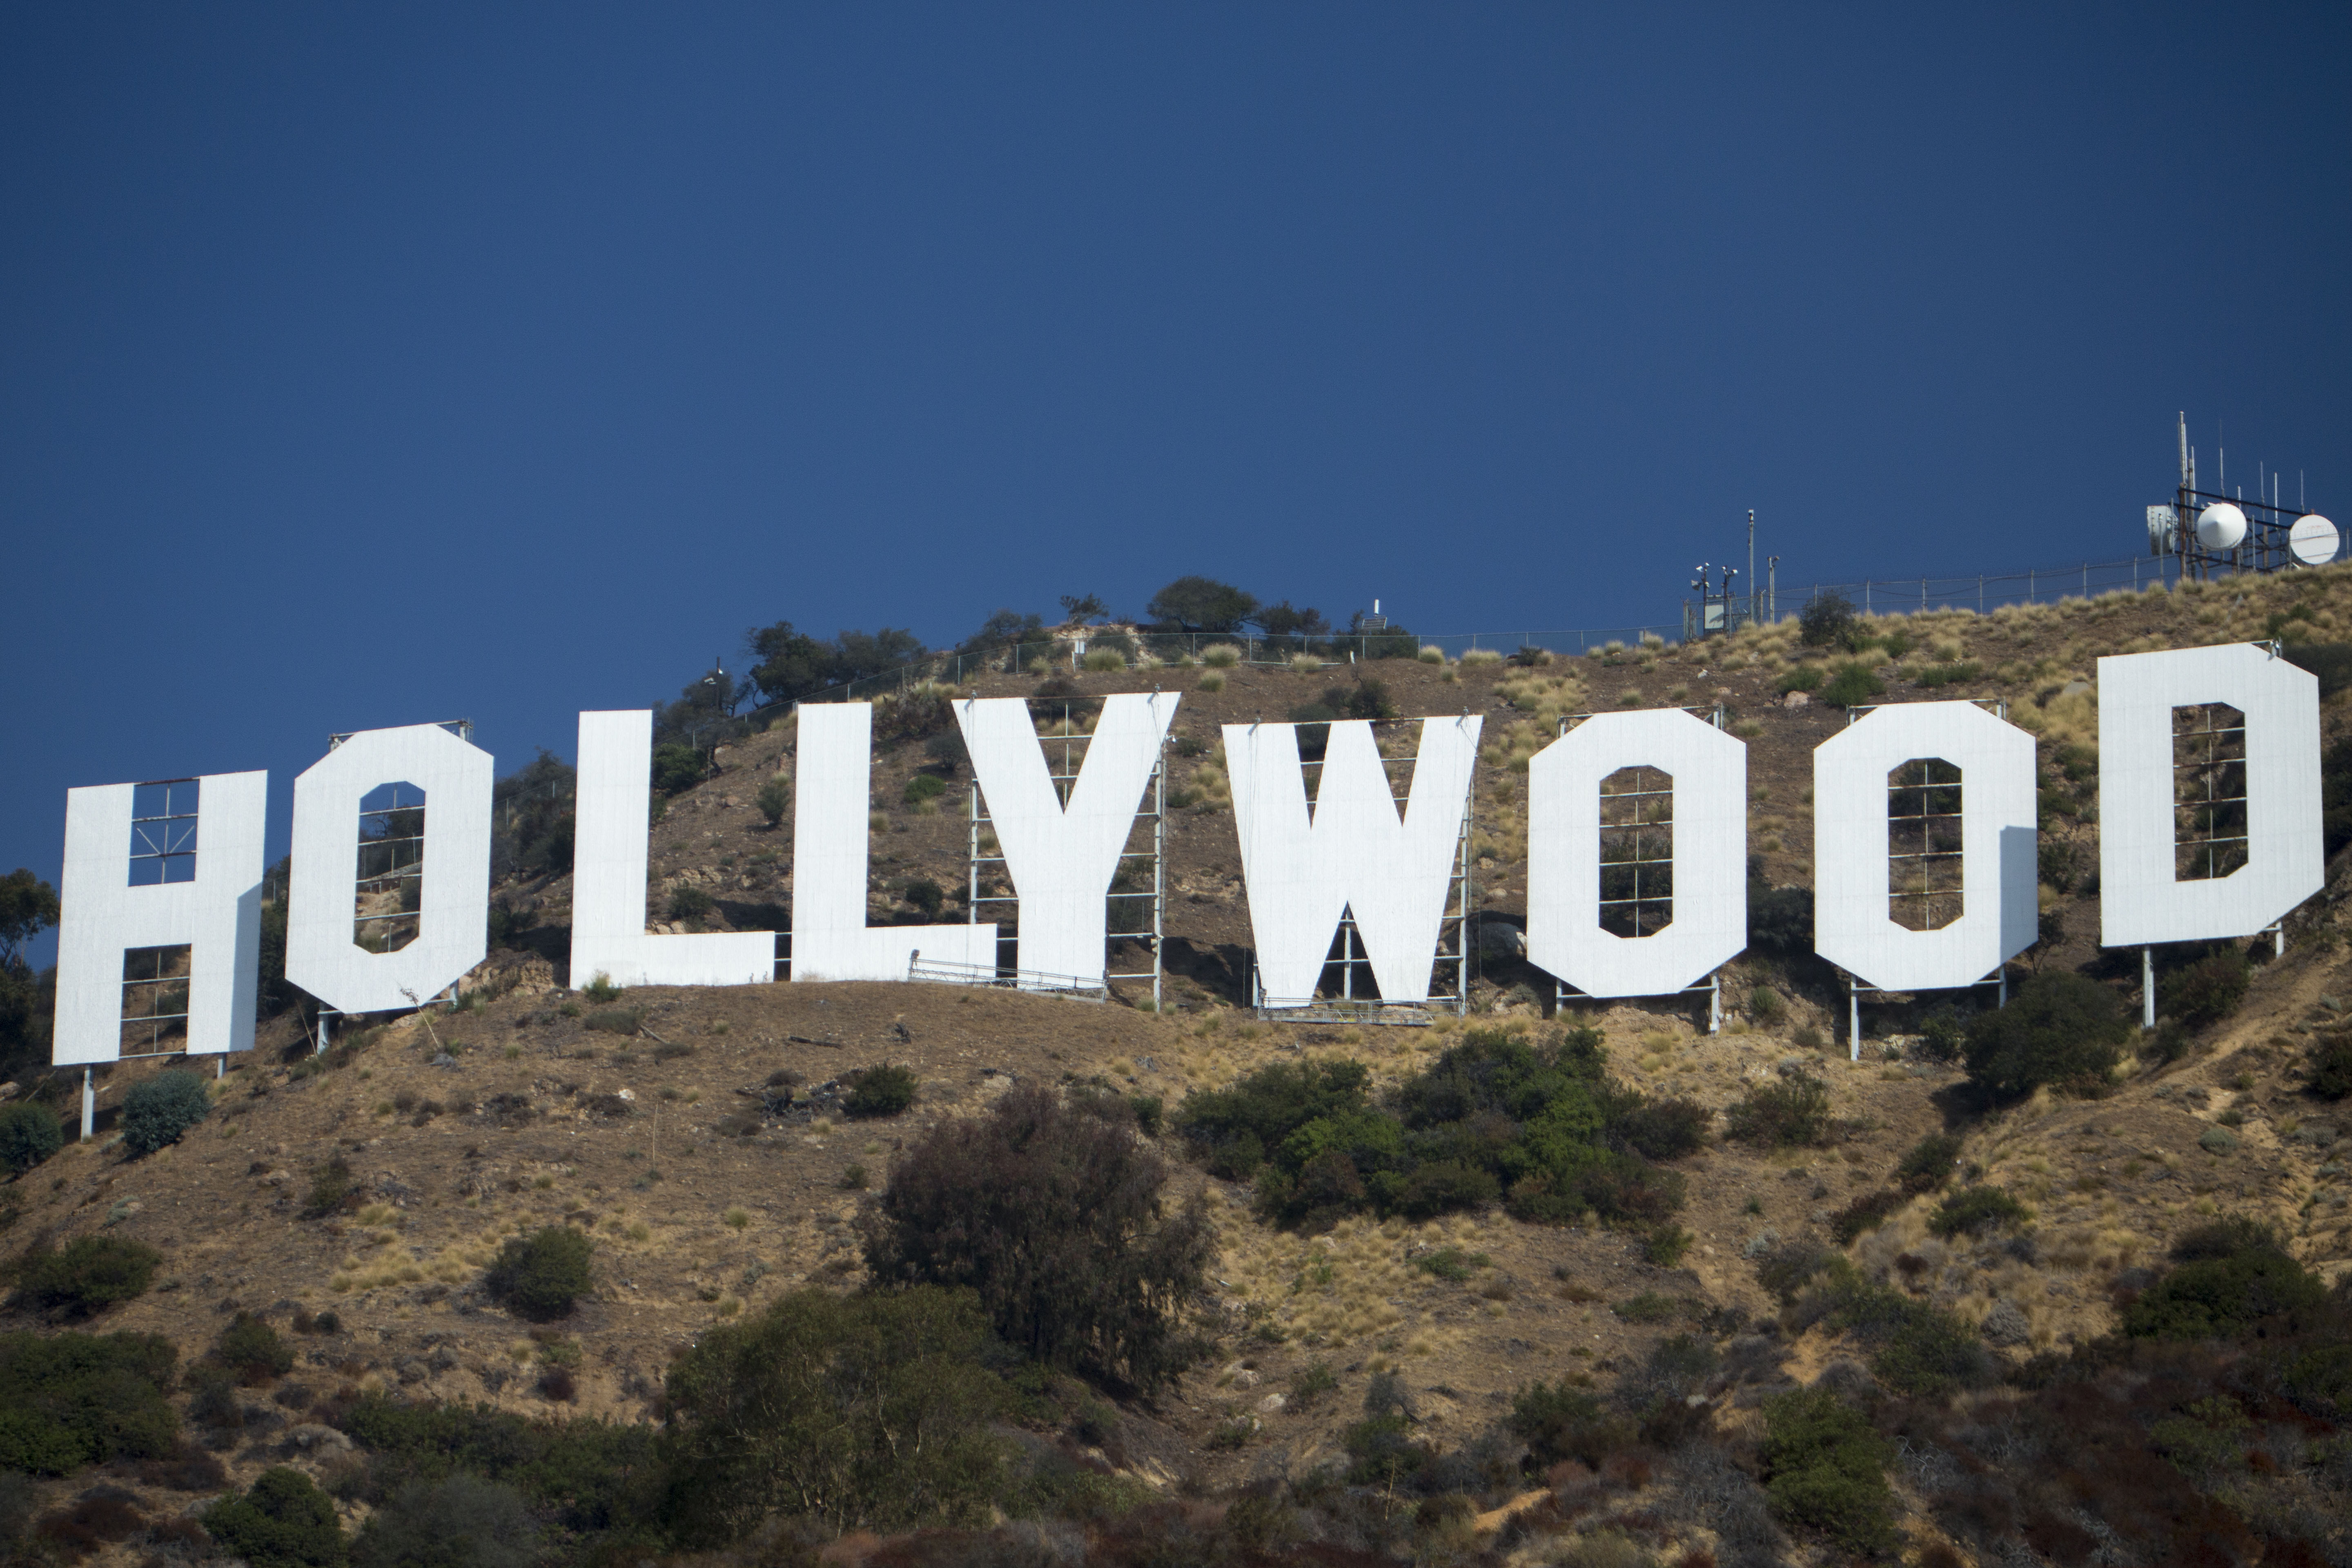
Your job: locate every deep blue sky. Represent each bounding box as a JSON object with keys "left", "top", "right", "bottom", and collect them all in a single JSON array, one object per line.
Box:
[{"left": 4, "top": 3, "right": 2348, "bottom": 960}]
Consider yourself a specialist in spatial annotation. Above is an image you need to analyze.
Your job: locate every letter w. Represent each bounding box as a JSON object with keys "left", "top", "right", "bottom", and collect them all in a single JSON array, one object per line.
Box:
[{"left": 1223, "top": 716, "right": 1480, "bottom": 1006}]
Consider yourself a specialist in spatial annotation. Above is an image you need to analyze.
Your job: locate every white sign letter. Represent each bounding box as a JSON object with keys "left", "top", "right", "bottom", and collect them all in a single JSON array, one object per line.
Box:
[
  {"left": 1813, "top": 700, "right": 2037, "bottom": 991},
  {"left": 286, "top": 724, "right": 493, "bottom": 1014},
  {"left": 571, "top": 711, "right": 774, "bottom": 988},
  {"left": 791, "top": 704, "right": 996, "bottom": 981},
  {"left": 958, "top": 693, "right": 1178, "bottom": 989},
  {"left": 2097, "top": 644, "right": 2321, "bottom": 947},
  {"left": 1225, "top": 716, "right": 1480, "bottom": 1006},
  {"left": 53, "top": 772, "right": 266, "bottom": 1065},
  {"left": 1526, "top": 709, "right": 1746, "bottom": 998}
]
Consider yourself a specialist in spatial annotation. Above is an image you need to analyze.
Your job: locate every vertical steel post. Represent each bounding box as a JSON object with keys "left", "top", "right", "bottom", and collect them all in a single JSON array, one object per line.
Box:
[
  {"left": 1708, "top": 973, "right": 1721, "bottom": 1035},
  {"left": 2143, "top": 947, "right": 2156, "bottom": 1029},
  {"left": 1152, "top": 744, "right": 1165, "bottom": 1013},
  {"left": 1848, "top": 980, "right": 1860, "bottom": 1061},
  {"left": 81, "top": 1068, "right": 94, "bottom": 1140}
]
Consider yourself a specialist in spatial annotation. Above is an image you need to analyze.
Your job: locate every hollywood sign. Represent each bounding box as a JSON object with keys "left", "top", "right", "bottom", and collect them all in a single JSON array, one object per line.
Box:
[{"left": 49, "top": 644, "right": 2321, "bottom": 1066}]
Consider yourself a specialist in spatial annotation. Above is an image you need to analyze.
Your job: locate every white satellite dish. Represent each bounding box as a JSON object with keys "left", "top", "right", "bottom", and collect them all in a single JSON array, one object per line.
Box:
[
  {"left": 2289, "top": 513, "right": 2339, "bottom": 566},
  {"left": 2195, "top": 502, "right": 2247, "bottom": 550}
]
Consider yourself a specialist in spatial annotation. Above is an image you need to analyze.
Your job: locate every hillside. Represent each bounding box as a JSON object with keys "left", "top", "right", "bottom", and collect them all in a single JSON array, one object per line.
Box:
[{"left": 7, "top": 567, "right": 2352, "bottom": 1568}]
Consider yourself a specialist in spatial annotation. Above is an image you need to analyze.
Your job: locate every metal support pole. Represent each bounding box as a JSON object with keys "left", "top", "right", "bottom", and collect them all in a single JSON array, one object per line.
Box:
[
  {"left": 215, "top": 1056, "right": 223, "bottom": 1079},
  {"left": 2142, "top": 946, "right": 2156, "bottom": 1030},
  {"left": 81, "top": 1068, "right": 95, "bottom": 1140},
  {"left": 2272, "top": 924, "right": 2284, "bottom": 959},
  {"left": 1998, "top": 969, "right": 2008, "bottom": 1008},
  {"left": 1708, "top": 973, "right": 1721, "bottom": 1035},
  {"left": 1848, "top": 979, "right": 1860, "bottom": 1061}
]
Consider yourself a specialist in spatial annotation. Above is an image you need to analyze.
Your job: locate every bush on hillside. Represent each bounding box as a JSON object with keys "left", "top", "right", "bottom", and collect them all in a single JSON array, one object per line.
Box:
[
  {"left": 1961, "top": 969, "right": 2129, "bottom": 1098},
  {"left": 649, "top": 743, "right": 704, "bottom": 796},
  {"left": 336, "top": 1394, "right": 656, "bottom": 1537},
  {"left": 0, "top": 1330, "right": 178, "bottom": 1474},
  {"left": 202, "top": 1467, "right": 347, "bottom": 1568},
  {"left": 1508, "top": 1380, "right": 1631, "bottom": 1470},
  {"left": 754, "top": 776, "right": 791, "bottom": 829},
  {"left": 1723, "top": 1071, "right": 1831, "bottom": 1148},
  {"left": 663, "top": 1287, "right": 1009, "bottom": 1542},
  {"left": 121, "top": 1069, "right": 209, "bottom": 1155},
  {"left": 1820, "top": 661, "right": 1886, "bottom": 708},
  {"left": 1916, "top": 1006, "right": 1966, "bottom": 1064},
  {"left": 2123, "top": 1218, "right": 2328, "bottom": 1340},
  {"left": 1893, "top": 1131, "right": 1963, "bottom": 1194},
  {"left": 1760, "top": 1388, "right": 1897, "bottom": 1555},
  {"left": 863, "top": 1084, "right": 1212, "bottom": 1390},
  {"left": 483, "top": 1227, "right": 594, "bottom": 1321},
  {"left": 13, "top": 1235, "right": 163, "bottom": 1317},
  {"left": 1829, "top": 1189, "right": 1905, "bottom": 1245},
  {"left": 1927, "top": 1186, "right": 2030, "bottom": 1238},
  {"left": 215, "top": 1311, "right": 296, "bottom": 1383},
  {"left": 1746, "top": 877, "right": 1814, "bottom": 955},
  {"left": 843, "top": 1063, "right": 919, "bottom": 1118},
  {"left": 2307, "top": 1034, "right": 2352, "bottom": 1100},
  {"left": 1178, "top": 1029, "right": 1694, "bottom": 1233},
  {"left": 1798, "top": 592, "right": 1857, "bottom": 649},
  {"left": 665, "top": 886, "right": 714, "bottom": 924},
  {"left": 0, "top": 1100, "right": 62, "bottom": 1173},
  {"left": 352, "top": 1474, "right": 539, "bottom": 1568},
  {"left": 2163, "top": 946, "right": 2252, "bottom": 1028}
]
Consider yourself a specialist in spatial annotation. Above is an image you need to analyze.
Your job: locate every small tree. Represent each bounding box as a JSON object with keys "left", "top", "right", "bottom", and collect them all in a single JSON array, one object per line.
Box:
[
  {"left": 215, "top": 1312, "right": 296, "bottom": 1384},
  {"left": 483, "top": 1227, "right": 593, "bottom": 1321},
  {"left": 1145, "top": 576, "right": 1258, "bottom": 634},
  {"left": 1962, "top": 970, "right": 2129, "bottom": 1098},
  {"left": 122, "top": 1069, "right": 209, "bottom": 1156},
  {"left": 1723, "top": 1072, "right": 1831, "bottom": 1148},
  {"left": 862, "top": 1084, "right": 1212, "bottom": 1389},
  {"left": 842, "top": 1063, "right": 918, "bottom": 1118}
]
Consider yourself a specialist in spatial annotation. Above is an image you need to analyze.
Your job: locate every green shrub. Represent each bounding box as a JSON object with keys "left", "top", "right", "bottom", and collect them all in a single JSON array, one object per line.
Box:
[
  {"left": 1916, "top": 1006, "right": 1965, "bottom": 1063},
  {"left": 0, "top": 1330, "right": 178, "bottom": 1474},
  {"left": 649, "top": 743, "right": 703, "bottom": 796},
  {"left": 1893, "top": 1131, "right": 1962, "bottom": 1194},
  {"left": 1914, "top": 661, "right": 1983, "bottom": 688},
  {"left": 1413, "top": 1247, "right": 1488, "bottom": 1283},
  {"left": 843, "top": 1063, "right": 918, "bottom": 1117},
  {"left": 2308, "top": 1034, "right": 2352, "bottom": 1099},
  {"left": 1962, "top": 969, "right": 2129, "bottom": 1098},
  {"left": 1829, "top": 1189, "right": 1904, "bottom": 1244},
  {"left": 583, "top": 1007, "right": 641, "bottom": 1036},
  {"left": 1508, "top": 1380, "right": 1630, "bottom": 1469},
  {"left": 336, "top": 1394, "right": 656, "bottom": 1538},
  {"left": 14, "top": 1234, "right": 162, "bottom": 1316},
  {"left": 1927, "top": 1185, "right": 2030, "bottom": 1238},
  {"left": 580, "top": 973, "right": 623, "bottom": 1004},
  {"left": 902, "top": 878, "right": 946, "bottom": 916},
  {"left": 203, "top": 1467, "right": 347, "bottom": 1568},
  {"left": 666, "top": 886, "right": 714, "bottom": 923},
  {"left": 1797, "top": 593, "right": 1857, "bottom": 648},
  {"left": 1722, "top": 1071, "right": 1831, "bottom": 1147},
  {"left": 303, "top": 1157, "right": 360, "bottom": 1218},
  {"left": 2163, "top": 947, "right": 2252, "bottom": 1028},
  {"left": 2123, "top": 1221, "right": 2328, "bottom": 1339},
  {"left": 1759, "top": 1388, "right": 1897, "bottom": 1554},
  {"left": 864, "top": 1084, "right": 1212, "bottom": 1390},
  {"left": 0, "top": 1100, "right": 62, "bottom": 1173},
  {"left": 1177, "top": 1059, "right": 1372, "bottom": 1180},
  {"left": 1820, "top": 661, "right": 1885, "bottom": 708},
  {"left": 1811, "top": 1274, "right": 1992, "bottom": 1396},
  {"left": 352, "top": 1474, "right": 539, "bottom": 1568},
  {"left": 1775, "top": 664, "right": 1825, "bottom": 695},
  {"left": 121, "top": 1069, "right": 209, "bottom": 1155},
  {"left": 483, "top": 1227, "right": 594, "bottom": 1321},
  {"left": 1643, "top": 1224, "right": 1693, "bottom": 1266},
  {"left": 662, "top": 1286, "right": 1009, "bottom": 1541},
  {"left": 1755, "top": 1238, "right": 1840, "bottom": 1302},
  {"left": 215, "top": 1311, "right": 296, "bottom": 1383},
  {"left": 754, "top": 776, "right": 791, "bottom": 829},
  {"left": 1613, "top": 1291, "right": 1682, "bottom": 1323},
  {"left": 1747, "top": 985, "right": 1785, "bottom": 1024}
]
